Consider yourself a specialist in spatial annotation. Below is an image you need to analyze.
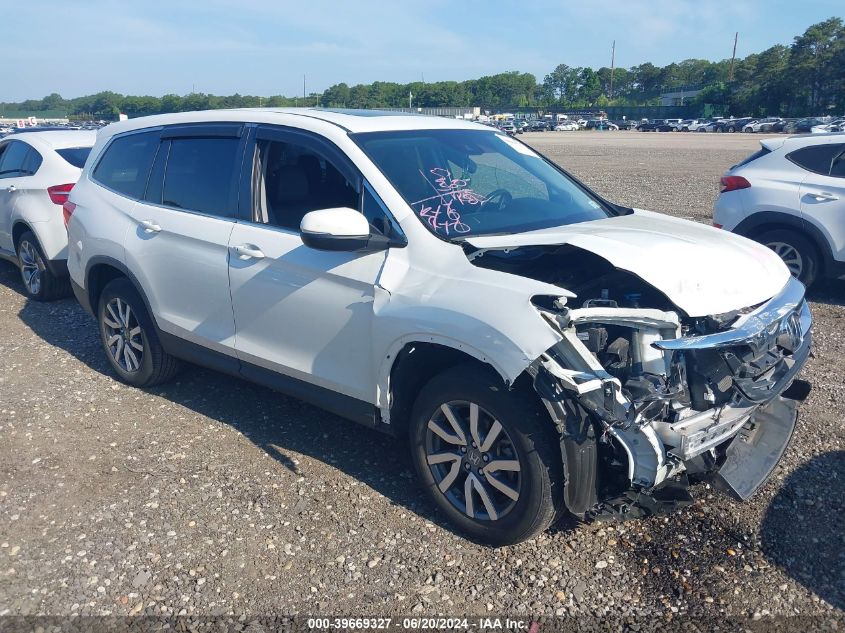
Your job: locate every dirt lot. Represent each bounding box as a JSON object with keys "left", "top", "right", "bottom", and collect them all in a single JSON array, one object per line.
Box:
[{"left": 1, "top": 131, "right": 843, "bottom": 625}]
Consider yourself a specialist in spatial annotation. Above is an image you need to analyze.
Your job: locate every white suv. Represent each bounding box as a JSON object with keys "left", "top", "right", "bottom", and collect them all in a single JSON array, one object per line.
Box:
[
  {"left": 0, "top": 130, "right": 96, "bottom": 299},
  {"left": 713, "top": 132, "right": 845, "bottom": 286},
  {"left": 68, "top": 109, "right": 812, "bottom": 545}
]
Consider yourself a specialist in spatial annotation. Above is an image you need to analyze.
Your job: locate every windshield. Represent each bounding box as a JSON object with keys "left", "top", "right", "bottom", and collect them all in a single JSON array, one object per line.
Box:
[{"left": 352, "top": 129, "right": 611, "bottom": 239}]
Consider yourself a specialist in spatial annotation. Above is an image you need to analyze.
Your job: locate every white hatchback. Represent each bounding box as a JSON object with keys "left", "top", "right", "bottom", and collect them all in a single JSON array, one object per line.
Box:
[
  {"left": 67, "top": 109, "right": 811, "bottom": 545},
  {"left": 713, "top": 132, "right": 845, "bottom": 286},
  {"left": 0, "top": 130, "right": 96, "bottom": 299}
]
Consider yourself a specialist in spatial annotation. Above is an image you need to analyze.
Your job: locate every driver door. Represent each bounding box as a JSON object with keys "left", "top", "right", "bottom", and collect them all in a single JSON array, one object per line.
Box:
[{"left": 228, "top": 126, "right": 395, "bottom": 408}]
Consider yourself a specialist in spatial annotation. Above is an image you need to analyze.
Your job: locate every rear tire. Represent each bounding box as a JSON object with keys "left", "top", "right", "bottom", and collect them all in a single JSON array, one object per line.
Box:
[
  {"left": 16, "top": 231, "right": 70, "bottom": 301},
  {"left": 98, "top": 278, "right": 181, "bottom": 386},
  {"left": 755, "top": 229, "right": 820, "bottom": 287},
  {"left": 409, "top": 365, "right": 562, "bottom": 546}
]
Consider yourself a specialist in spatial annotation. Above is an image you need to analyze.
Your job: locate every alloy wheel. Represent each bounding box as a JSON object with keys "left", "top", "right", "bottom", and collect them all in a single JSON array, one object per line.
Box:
[
  {"left": 424, "top": 401, "right": 521, "bottom": 521},
  {"left": 767, "top": 241, "right": 803, "bottom": 278},
  {"left": 18, "top": 240, "right": 43, "bottom": 296},
  {"left": 102, "top": 297, "right": 145, "bottom": 372}
]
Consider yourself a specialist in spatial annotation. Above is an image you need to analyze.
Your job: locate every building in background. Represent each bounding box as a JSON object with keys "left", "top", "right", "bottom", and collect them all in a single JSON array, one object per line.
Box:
[{"left": 0, "top": 109, "right": 70, "bottom": 126}]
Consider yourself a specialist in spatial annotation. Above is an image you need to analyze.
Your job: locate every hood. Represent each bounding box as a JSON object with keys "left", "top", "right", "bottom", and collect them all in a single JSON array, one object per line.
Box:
[{"left": 465, "top": 210, "right": 791, "bottom": 317}]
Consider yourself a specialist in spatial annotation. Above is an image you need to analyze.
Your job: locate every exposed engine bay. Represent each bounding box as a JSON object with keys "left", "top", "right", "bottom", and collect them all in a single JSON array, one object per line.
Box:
[{"left": 467, "top": 244, "right": 813, "bottom": 521}]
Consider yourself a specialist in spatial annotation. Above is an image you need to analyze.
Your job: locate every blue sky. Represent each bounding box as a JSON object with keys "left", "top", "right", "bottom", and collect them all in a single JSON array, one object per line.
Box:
[{"left": 5, "top": 0, "right": 843, "bottom": 101}]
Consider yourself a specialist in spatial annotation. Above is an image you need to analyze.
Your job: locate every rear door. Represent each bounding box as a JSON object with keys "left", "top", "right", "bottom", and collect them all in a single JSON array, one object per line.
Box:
[
  {"left": 124, "top": 124, "right": 246, "bottom": 359},
  {"left": 794, "top": 142, "right": 845, "bottom": 264},
  {"left": 0, "top": 140, "right": 37, "bottom": 252}
]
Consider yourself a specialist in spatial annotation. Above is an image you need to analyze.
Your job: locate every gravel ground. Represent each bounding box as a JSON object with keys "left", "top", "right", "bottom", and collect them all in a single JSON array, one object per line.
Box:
[{"left": 0, "top": 131, "right": 843, "bottom": 626}]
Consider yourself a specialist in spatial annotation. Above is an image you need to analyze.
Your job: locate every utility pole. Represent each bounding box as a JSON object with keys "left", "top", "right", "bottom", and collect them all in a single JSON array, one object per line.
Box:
[
  {"left": 728, "top": 32, "right": 738, "bottom": 81},
  {"left": 609, "top": 40, "right": 616, "bottom": 98},
  {"left": 303, "top": 74, "right": 307, "bottom": 104}
]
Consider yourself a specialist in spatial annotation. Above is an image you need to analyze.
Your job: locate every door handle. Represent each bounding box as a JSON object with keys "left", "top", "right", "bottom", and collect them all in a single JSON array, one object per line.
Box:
[
  {"left": 232, "top": 244, "right": 265, "bottom": 260},
  {"left": 811, "top": 192, "right": 839, "bottom": 201},
  {"left": 6, "top": 185, "right": 15, "bottom": 193},
  {"left": 140, "top": 219, "right": 161, "bottom": 233}
]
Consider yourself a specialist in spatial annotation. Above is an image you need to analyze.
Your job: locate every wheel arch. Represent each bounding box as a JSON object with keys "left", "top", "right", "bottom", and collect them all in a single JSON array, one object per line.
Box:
[
  {"left": 12, "top": 220, "right": 33, "bottom": 250},
  {"left": 733, "top": 210, "right": 833, "bottom": 275},
  {"left": 84, "top": 256, "right": 158, "bottom": 328},
  {"left": 382, "top": 339, "right": 546, "bottom": 438}
]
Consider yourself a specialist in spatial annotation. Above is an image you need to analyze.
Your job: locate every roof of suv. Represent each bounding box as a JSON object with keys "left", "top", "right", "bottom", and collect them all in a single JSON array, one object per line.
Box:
[
  {"left": 96, "top": 108, "right": 484, "bottom": 138},
  {"left": 761, "top": 131, "right": 845, "bottom": 152}
]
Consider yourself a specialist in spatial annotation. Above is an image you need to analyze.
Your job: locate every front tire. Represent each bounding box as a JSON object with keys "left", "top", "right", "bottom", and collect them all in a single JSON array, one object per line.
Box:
[
  {"left": 16, "top": 231, "right": 70, "bottom": 301},
  {"left": 409, "top": 366, "right": 562, "bottom": 546},
  {"left": 755, "top": 229, "right": 820, "bottom": 287},
  {"left": 98, "top": 278, "right": 180, "bottom": 386}
]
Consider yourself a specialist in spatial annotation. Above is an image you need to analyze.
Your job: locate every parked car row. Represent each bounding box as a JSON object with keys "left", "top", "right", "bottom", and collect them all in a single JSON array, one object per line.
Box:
[
  {"left": 1, "top": 121, "right": 109, "bottom": 139},
  {"left": 633, "top": 116, "right": 845, "bottom": 134},
  {"left": 0, "top": 110, "right": 817, "bottom": 546}
]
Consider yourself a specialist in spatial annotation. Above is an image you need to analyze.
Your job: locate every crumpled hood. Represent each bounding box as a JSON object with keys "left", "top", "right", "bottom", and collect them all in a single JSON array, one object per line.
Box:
[{"left": 465, "top": 209, "right": 791, "bottom": 317}]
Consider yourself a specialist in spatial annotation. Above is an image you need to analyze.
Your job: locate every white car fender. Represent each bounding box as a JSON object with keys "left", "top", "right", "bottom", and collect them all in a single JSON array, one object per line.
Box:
[{"left": 371, "top": 240, "right": 573, "bottom": 417}]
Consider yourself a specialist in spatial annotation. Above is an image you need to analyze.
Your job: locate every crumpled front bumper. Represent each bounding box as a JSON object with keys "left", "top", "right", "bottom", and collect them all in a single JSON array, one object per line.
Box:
[
  {"left": 532, "top": 276, "right": 813, "bottom": 519},
  {"left": 653, "top": 275, "right": 812, "bottom": 462}
]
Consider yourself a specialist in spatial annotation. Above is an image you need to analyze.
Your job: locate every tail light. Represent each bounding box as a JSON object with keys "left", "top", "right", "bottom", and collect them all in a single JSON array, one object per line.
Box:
[
  {"left": 62, "top": 201, "right": 77, "bottom": 228},
  {"left": 720, "top": 175, "right": 751, "bottom": 193},
  {"left": 47, "top": 183, "right": 74, "bottom": 205},
  {"left": 712, "top": 222, "right": 723, "bottom": 229}
]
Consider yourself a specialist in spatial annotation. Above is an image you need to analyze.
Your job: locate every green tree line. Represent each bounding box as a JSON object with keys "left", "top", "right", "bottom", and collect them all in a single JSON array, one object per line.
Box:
[{"left": 2, "top": 18, "right": 842, "bottom": 119}]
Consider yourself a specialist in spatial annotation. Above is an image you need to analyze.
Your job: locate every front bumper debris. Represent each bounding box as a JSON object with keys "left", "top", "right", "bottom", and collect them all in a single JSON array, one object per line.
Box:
[
  {"left": 713, "top": 395, "right": 797, "bottom": 500},
  {"left": 532, "top": 276, "right": 813, "bottom": 520}
]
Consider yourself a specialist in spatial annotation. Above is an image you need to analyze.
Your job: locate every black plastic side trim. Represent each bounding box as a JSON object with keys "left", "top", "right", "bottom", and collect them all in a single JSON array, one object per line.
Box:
[
  {"left": 159, "top": 330, "right": 381, "bottom": 431},
  {"left": 157, "top": 331, "right": 241, "bottom": 376},
  {"left": 240, "top": 363, "right": 381, "bottom": 430},
  {"left": 71, "top": 278, "right": 92, "bottom": 316}
]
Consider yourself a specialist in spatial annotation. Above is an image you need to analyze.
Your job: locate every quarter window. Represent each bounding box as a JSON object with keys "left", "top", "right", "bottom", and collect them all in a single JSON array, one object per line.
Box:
[
  {"left": 93, "top": 131, "right": 160, "bottom": 199},
  {"left": 830, "top": 150, "right": 845, "bottom": 179},
  {"left": 56, "top": 147, "right": 92, "bottom": 169},
  {"left": 160, "top": 137, "right": 240, "bottom": 217},
  {"left": 787, "top": 144, "right": 845, "bottom": 176}
]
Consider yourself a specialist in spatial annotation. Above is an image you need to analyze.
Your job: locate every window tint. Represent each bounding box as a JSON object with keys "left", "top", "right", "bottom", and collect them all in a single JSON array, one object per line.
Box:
[
  {"left": 161, "top": 137, "right": 240, "bottom": 216},
  {"left": 830, "top": 150, "right": 845, "bottom": 179},
  {"left": 253, "top": 139, "right": 358, "bottom": 231},
  {"left": 56, "top": 147, "right": 92, "bottom": 168},
  {"left": 20, "top": 148, "right": 42, "bottom": 175},
  {"left": 93, "top": 131, "right": 160, "bottom": 198},
  {"left": 143, "top": 140, "right": 169, "bottom": 205},
  {"left": 0, "top": 141, "right": 32, "bottom": 178},
  {"left": 787, "top": 144, "right": 845, "bottom": 176},
  {"left": 362, "top": 186, "right": 402, "bottom": 239}
]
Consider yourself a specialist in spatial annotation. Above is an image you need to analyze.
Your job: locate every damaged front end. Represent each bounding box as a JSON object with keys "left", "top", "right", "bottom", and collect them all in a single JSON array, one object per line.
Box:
[{"left": 526, "top": 275, "right": 812, "bottom": 522}]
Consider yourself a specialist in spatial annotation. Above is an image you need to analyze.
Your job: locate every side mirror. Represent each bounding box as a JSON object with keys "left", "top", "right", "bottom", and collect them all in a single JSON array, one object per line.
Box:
[{"left": 300, "top": 207, "right": 390, "bottom": 253}]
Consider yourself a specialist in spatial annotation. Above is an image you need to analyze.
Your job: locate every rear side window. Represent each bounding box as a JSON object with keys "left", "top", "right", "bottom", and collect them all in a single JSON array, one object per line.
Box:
[
  {"left": 0, "top": 141, "right": 33, "bottom": 178},
  {"left": 20, "top": 148, "right": 42, "bottom": 175},
  {"left": 787, "top": 143, "right": 845, "bottom": 176},
  {"left": 93, "top": 131, "right": 160, "bottom": 199},
  {"left": 56, "top": 147, "right": 92, "bottom": 168},
  {"left": 160, "top": 137, "right": 240, "bottom": 216},
  {"left": 734, "top": 147, "right": 770, "bottom": 169}
]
